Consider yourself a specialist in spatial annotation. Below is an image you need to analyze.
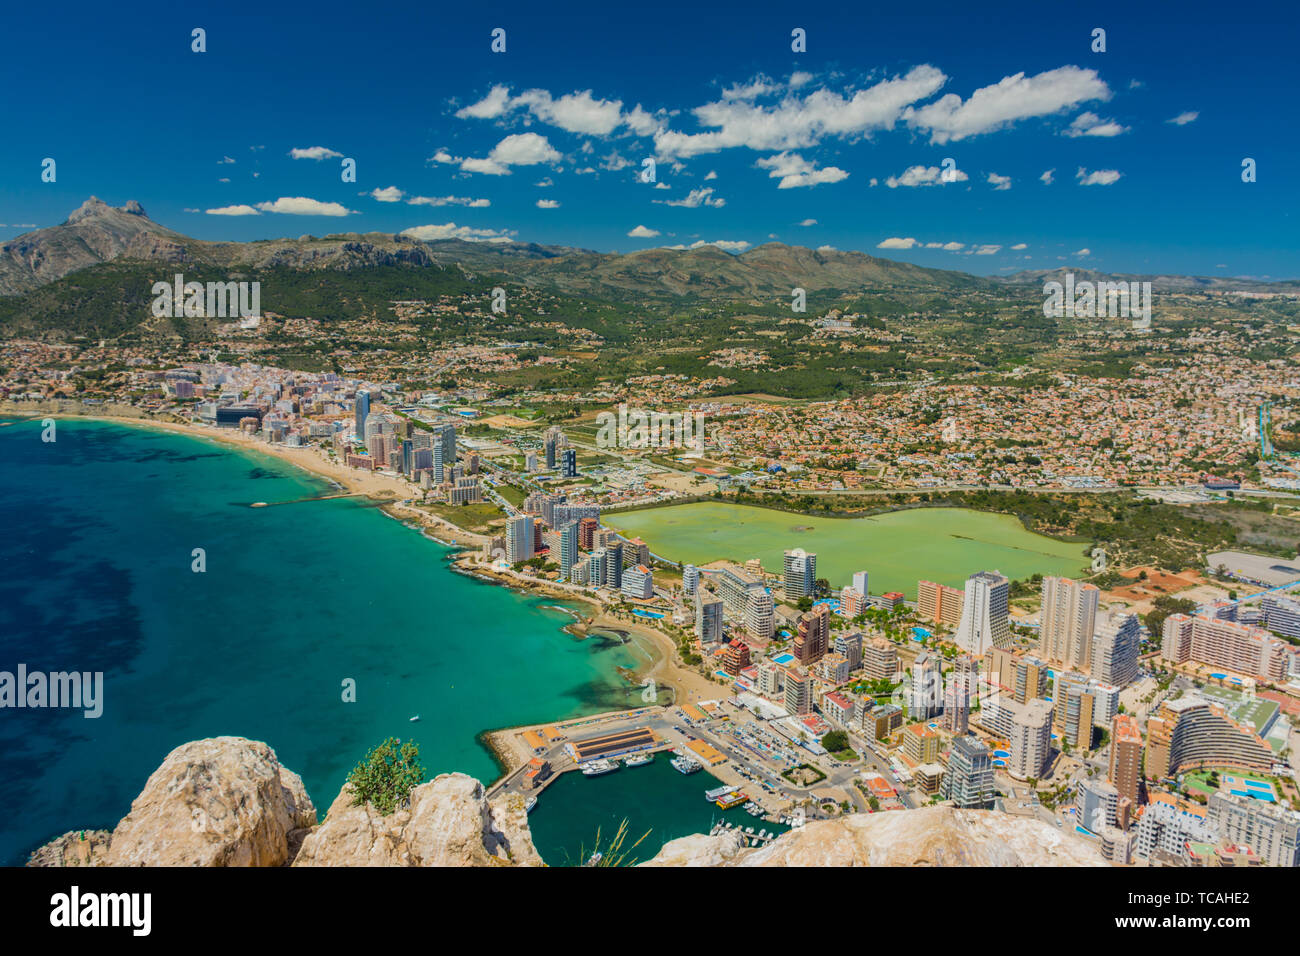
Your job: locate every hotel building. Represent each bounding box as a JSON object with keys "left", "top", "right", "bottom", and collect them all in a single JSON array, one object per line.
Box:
[
  {"left": 1146, "top": 696, "right": 1274, "bottom": 778},
  {"left": 1162, "top": 613, "right": 1292, "bottom": 681}
]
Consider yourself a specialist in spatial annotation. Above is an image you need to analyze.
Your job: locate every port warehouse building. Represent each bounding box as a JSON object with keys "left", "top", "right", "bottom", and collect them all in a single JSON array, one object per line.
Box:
[{"left": 565, "top": 726, "right": 657, "bottom": 763}]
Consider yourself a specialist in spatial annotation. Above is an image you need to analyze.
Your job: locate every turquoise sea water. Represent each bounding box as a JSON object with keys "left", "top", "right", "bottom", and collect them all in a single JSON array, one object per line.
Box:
[
  {"left": 527, "top": 756, "right": 784, "bottom": 865},
  {"left": 0, "top": 418, "right": 650, "bottom": 865}
]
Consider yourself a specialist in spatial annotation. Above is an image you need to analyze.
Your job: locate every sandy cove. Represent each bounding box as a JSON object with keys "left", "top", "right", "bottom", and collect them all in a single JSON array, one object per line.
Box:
[
  {"left": 6, "top": 402, "right": 724, "bottom": 769},
  {"left": 12, "top": 404, "right": 821, "bottom": 806}
]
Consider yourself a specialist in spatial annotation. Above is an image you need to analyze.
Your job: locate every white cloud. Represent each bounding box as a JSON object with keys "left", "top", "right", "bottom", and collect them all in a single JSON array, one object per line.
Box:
[
  {"left": 460, "top": 132, "right": 561, "bottom": 175},
  {"left": 429, "top": 150, "right": 458, "bottom": 164},
  {"left": 455, "top": 85, "right": 512, "bottom": 120},
  {"left": 536, "top": 199, "right": 560, "bottom": 209},
  {"left": 885, "top": 164, "right": 968, "bottom": 188},
  {"left": 987, "top": 172, "right": 1012, "bottom": 190},
  {"left": 1040, "top": 168, "right": 1055, "bottom": 185},
  {"left": 534, "top": 177, "right": 554, "bottom": 187},
  {"left": 921, "top": 241, "right": 966, "bottom": 251},
  {"left": 400, "top": 222, "right": 515, "bottom": 243},
  {"left": 655, "top": 187, "right": 725, "bottom": 208},
  {"left": 798, "top": 218, "right": 817, "bottom": 227},
  {"left": 816, "top": 244, "right": 836, "bottom": 252},
  {"left": 904, "top": 65, "right": 1110, "bottom": 144},
  {"left": 1064, "top": 111, "right": 1128, "bottom": 137},
  {"left": 406, "top": 195, "right": 491, "bottom": 207},
  {"left": 704, "top": 170, "right": 718, "bottom": 180},
  {"left": 627, "top": 225, "right": 660, "bottom": 237},
  {"left": 205, "top": 204, "right": 261, "bottom": 216},
  {"left": 218, "top": 156, "right": 236, "bottom": 164},
  {"left": 1076, "top": 167, "right": 1122, "bottom": 186},
  {"left": 971, "top": 244, "right": 1002, "bottom": 255},
  {"left": 457, "top": 84, "right": 660, "bottom": 138},
  {"left": 1167, "top": 111, "right": 1199, "bottom": 126},
  {"left": 289, "top": 146, "right": 343, "bottom": 161},
  {"left": 755, "top": 151, "right": 849, "bottom": 189},
  {"left": 1010, "top": 242, "right": 1028, "bottom": 250},
  {"left": 255, "top": 197, "right": 354, "bottom": 216},
  {"left": 1075, "top": 248, "right": 1092, "bottom": 257},
  {"left": 877, "top": 237, "right": 918, "bottom": 249},
  {"left": 369, "top": 186, "right": 404, "bottom": 202},
  {"left": 654, "top": 65, "right": 947, "bottom": 158},
  {"left": 662, "top": 239, "right": 751, "bottom": 253}
]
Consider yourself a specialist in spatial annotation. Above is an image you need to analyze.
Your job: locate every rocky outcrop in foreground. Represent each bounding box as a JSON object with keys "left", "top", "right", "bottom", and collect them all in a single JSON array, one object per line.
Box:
[
  {"left": 643, "top": 806, "right": 1106, "bottom": 867},
  {"left": 30, "top": 737, "right": 1105, "bottom": 867}
]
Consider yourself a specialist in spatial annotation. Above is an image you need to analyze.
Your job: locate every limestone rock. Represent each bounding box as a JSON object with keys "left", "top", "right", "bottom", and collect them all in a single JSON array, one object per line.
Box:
[
  {"left": 102, "top": 736, "right": 317, "bottom": 867},
  {"left": 26, "top": 829, "right": 112, "bottom": 867},
  {"left": 643, "top": 807, "right": 1107, "bottom": 867},
  {"left": 292, "top": 773, "right": 540, "bottom": 867}
]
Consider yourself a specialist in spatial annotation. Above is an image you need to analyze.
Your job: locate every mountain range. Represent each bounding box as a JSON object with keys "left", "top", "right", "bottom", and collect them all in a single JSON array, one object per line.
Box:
[{"left": 2, "top": 198, "right": 1296, "bottom": 305}]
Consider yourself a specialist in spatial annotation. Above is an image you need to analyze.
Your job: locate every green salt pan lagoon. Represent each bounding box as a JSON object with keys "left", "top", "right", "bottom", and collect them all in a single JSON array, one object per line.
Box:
[{"left": 605, "top": 501, "right": 1089, "bottom": 597}]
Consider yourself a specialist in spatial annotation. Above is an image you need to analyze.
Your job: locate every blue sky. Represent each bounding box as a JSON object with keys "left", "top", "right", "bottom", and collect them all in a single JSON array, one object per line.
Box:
[{"left": 2, "top": 0, "right": 1297, "bottom": 277}]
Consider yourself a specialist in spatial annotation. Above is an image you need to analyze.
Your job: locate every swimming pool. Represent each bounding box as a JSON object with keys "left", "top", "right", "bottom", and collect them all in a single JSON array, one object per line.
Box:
[
  {"left": 772, "top": 653, "right": 795, "bottom": 665},
  {"left": 912, "top": 626, "right": 932, "bottom": 641},
  {"left": 993, "top": 750, "right": 1010, "bottom": 758},
  {"left": 992, "top": 758, "right": 1007, "bottom": 767},
  {"left": 1229, "top": 789, "right": 1276, "bottom": 802},
  {"left": 632, "top": 608, "right": 665, "bottom": 619}
]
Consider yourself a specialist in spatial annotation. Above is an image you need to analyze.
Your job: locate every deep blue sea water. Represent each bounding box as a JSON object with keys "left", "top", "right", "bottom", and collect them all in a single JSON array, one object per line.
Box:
[{"left": 0, "top": 418, "right": 645, "bottom": 865}]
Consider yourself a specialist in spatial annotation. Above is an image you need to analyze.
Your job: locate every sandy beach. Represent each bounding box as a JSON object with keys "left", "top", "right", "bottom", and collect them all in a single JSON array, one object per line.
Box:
[
  {"left": 0, "top": 401, "right": 488, "bottom": 549},
  {"left": 5, "top": 401, "right": 720, "bottom": 729}
]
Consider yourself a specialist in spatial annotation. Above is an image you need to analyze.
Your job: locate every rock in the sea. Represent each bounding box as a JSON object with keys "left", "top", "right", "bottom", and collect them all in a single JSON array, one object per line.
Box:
[
  {"left": 642, "top": 807, "right": 1107, "bottom": 867},
  {"left": 293, "top": 773, "right": 542, "bottom": 867},
  {"left": 101, "top": 736, "right": 316, "bottom": 867}
]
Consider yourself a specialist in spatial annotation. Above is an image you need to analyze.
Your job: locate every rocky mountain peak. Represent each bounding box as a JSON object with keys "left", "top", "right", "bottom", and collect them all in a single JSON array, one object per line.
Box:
[{"left": 66, "top": 196, "right": 149, "bottom": 224}]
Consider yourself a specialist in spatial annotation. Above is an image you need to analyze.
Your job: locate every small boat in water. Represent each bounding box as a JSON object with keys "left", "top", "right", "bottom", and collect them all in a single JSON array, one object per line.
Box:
[
  {"left": 409, "top": 715, "right": 421, "bottom": 722},
  {"left": 580, "top": 758, "right": 619, "bottom": 776},
  {"left": 524, "top": 796, "right": 537, "bottom": 814},
  {"left": 671, "top": 755, "right": 702, "bottom": 775},
  {"left": 623, "top": 753, "right": 653, "bottom": 768},
  {"left": 705, "top": 784, "right": 737, "bottom": 802}
]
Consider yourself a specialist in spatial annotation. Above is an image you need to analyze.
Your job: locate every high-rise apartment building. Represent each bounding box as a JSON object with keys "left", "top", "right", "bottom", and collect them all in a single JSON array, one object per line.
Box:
[
  {"left": 908, "top": 652, "right": 943, "bottom": 720},
  {"left": 695, "top": 589, "right": 724, "bottom": 644},
  {"left": 558, "top": 522, "right": 579, "bottom": 580},
  {"left": 783, "top": 667, "right": 812, "bottom": 715},
  {"left": 1091, "top": 611, "right": 1142, "bottom": 686},
  {"left": 783, "top": 548, "right": 817, "bottom": 601},
  {"left": 861, "top": 638, "right": 898, "bottom": 681},
  {"left": 1039, "top": 577, "right": 1099, "bottom": 670},
  {"left": 944, "top": 654, "right": 979, "bottom": 735},
  {"left": 917, "top": 579, "right": 965, "bottom": 628},
  {"left": 953, "top": 571, "right": 1011, "bottom": 655},
  {"left": 942, "top": 736, "right": 994, "bottom": 809},
  {"left": 1053, "top": 675, "right": 1097, "bottom": 750},
  {"left": 1208, "top": 792, "right": 1300, "bottom": 868},
  {"left": 1007, "top": 698, "right": 1054, "bottom": 780},
  {"left": 794, "top": 603, "right": 831, "bottom": 665},
  {"left": 505, "top": 514, "right": 534, "bottom": 564},
  {"left": 1109, "top": 714, "right": 1144, "bottom": 824},
  {"left": 543, "top": 425, "right": 564, "bottom": 469},
  {"left": 354, "top": 389, "right": 370, "bottom": 439}
]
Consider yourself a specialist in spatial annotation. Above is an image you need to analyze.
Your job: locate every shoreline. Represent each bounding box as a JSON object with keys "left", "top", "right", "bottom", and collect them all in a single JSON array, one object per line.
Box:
[
  {"left": 1, "top": 402, "right": 488, "bottom": 549},
  {"left": 5, "top": 403, "right": 720, "bottom": 783}
]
